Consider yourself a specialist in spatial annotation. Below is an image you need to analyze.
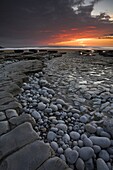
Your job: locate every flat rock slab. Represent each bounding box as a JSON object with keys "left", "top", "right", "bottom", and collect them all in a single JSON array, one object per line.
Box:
[
  {"left": 0, "top": 101, "right": 22, "bottom": 112},
  {"left": 0, "top": 121, "right": 9, "bottom": 135},
  {"left": 0, "top": 122, "right": 39, "bottom": 160},
  {"left": 9, "top": 114, "right": 36, "bottom": 127},
  {"left": 0, "top": 140, "right": 53, "bottom": 170},
  {"left": 38, "top": 157, "right": 71, "bottom": 170},
  {"left": 4, "top": 60, "right": 43, "bottom": 74}
]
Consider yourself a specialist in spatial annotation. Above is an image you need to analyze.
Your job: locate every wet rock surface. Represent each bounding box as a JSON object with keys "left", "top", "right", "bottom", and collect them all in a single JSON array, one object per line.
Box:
[{"left": 0, "top": 51, "right": 113, "bottom": 169}]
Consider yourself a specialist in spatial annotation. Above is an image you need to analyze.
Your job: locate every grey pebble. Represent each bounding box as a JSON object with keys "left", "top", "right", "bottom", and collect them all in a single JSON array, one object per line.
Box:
[
  {"left": 99, "top": 150, "right": 110, "bottom": 162},
  {"left": 47, "top": 131, "right": 56, "bottom": 141},
  {"left": 80, "top": 115, "right": 88, "bottom": 123},
  {"left": 76, "top": 158, "right": 85, "bottom": 170},
  {"left": 96, "top": 158, "right": 109, "bottom": 170},
  {"left": 85, "top": 124, "right": 96, "bottom": 133},
  {"left": 56, "top": 123, "right": 67, "bottom": 132},
  {"left": 83, "top": 137, "right": 93, "bottom": 147},
  {"left": 70, "top": 131, "right": 80, "bottom": 140},
  {"left": 50, "top": 141, "right": 58, "bottom": 151},
  {"left": 50, "top": 104, "right": 58, "bottom": 111},
  {"left": 79, "top": 147, "right": 94, "bottom": 161},
  {"left": 38, "top": 102, "right": 46, "bottom": 110},
  {"left": 93, "top": 145, "right": 101, "bottom": 154},
  {"left": 65, "top": 148, "right": 79, "bottom": 164},
  {"left": 63, "top": 134, "right": 70, "bottom": 143},
  {"left": 89, "top": 136, "right": 111, "bottom": 148},
  {"left": 85, "top": 158, "right": 94, "bottom": 170},
  {"left": 31, "top": 110, "right": 41, "bottom": 119},
  {"left": 57, "top": 147, "right": 64, "bottom": 154}
]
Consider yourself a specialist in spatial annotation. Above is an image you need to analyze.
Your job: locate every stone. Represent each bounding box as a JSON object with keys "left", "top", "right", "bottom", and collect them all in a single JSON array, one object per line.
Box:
[
  {"left": 56, "top": 123, "right": 67, "bottom": 132},
  {"left": 99, "top": 150, "right": 109, "bottom": 161},
  {"left": 45, "top": 107, "right": 52, "bottom": 114},
  {"left": 38, "top": 157, "right": 70, "bottom": 170},
  {"left": 89, "top": 136, "right": 111, "bottom": 148},
  {"left": 65, "top": 148, "right": 79, "bottom": 164},
  {"left": 0, "top": 141, "right": 53, "bottom": 170},
  {"left": 50, "top": 141, "right": 58, "bottom": 151},
  {"left": 56, "top": 99, "right": 66, "bottom": 105},
  {"left": 63, "top": 134, "right": 70, "bottom": 143},
  {"left": 79, "top": 147, "right": 94, "bottom": 161},
  {"left": 31, "top": 110, "right": 41, "bottom": 120},
  {"left": 0, "top": 112, "right": 6, "bottom": 121},
  {"left": 80, "top": 115, "right": 88, "bottom": 123},
  {"left": 58, "top": 148, "right": 64, "bottom": 154},
  {"left": 96, "top": 158, "right": 109, "bottom": 170},
  {"left": 76, "top": 158, "right": 85, "bottom": 170},
  {"left": 47, "top": 131, "right": 56, "bottom": 141},
  {"left": 50, "top": 104, "right": 58, "bottom": 111},
  {"left": 38, "top": 102, "right": 46, "bottom": 111},
  {"left": 0, "top": 101, "right": 22, "bottom": 112},
  {"left": 5, "top": 109, "right": 18, "bottom": 119},
  {"left": 0, "top": 122, "right": 39, "bottom": 160},
  {"left": 93, "top": 145, "right": 101, "bottom": 154},
  {"left": 83, "top": 137, "right": 93, "bottom": 147},
  {"left": 70, "top": 131, "right": 80, "bottom": 140},
  {"left": 47, "top": 89, "right": 55, "bottom": 95},
  {"left": 9, "top": 114, "right": 36, "bottom": 127},
  {"left": 103, "top": 118, "right": 113, "bottom": 138},
  {"left": 40, "top": 96, "right": 50, "bottom": 103},
  {"left": 0, "top": 121, "right": 9, "bottom": 135},
  {"left": 85, "top": 158, "right": 94, "bottom": 170},
  {"left": 85, "top": 124, "right": 96, "bottom": 133}
]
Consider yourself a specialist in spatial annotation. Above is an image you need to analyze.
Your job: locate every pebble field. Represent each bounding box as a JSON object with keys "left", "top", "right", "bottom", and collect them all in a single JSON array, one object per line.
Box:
[{"left": 17, "top": 52, "right": 113, "bottom": 170}]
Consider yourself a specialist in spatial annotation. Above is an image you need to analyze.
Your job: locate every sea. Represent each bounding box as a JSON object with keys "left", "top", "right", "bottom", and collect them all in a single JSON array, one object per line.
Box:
[{"left": 0, "top": 46, "right": 113, "bottom": 51}]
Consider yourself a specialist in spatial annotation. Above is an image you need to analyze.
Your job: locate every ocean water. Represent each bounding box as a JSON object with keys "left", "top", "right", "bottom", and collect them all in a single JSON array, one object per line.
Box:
[{"left": 0, "top": 46, "right": 113, "bottom": 51}]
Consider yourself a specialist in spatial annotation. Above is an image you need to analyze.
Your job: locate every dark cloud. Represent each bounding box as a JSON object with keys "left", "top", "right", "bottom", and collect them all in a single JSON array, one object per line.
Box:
[{"left": 0, "top": 0, "right": 113, "bottom": 47}]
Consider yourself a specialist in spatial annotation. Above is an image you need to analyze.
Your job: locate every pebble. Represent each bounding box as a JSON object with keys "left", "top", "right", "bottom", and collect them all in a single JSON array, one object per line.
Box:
[
  {"left": 93, "top": 145, "right": 101, "bottom": 154},
  {"left": 38, "top": 102, "right": 46, "bottom": 110},
  {"left": 89, "top": 136, "right": 111, "bottom": 148},
  {"left": 65, "top": 148, "right": 79, "bottom": 164},
  {"left": 56, "top": 99, "right": 66, "bottom": 105},
  {"left": 80, "top": 115, "right": 88, "bottom": 123},
  {"left": 57, "top": 147, "right": 64, "bottom": 154},
  {"left": 47, "top": 131, "right": 56, "bottom": 141},
  {"left": 50, "top": 141, "right": 58, "bottom": 151},
  {"left": 50, "top": 104, "right": 58, "bottom": 111},
  {"left": 31, "top": 110, "right": 41, "bottom": 120},
  {"left": 60, "top": 154, "right": 66, "bottom": 162},
  {"left": 63, "top": 134, "right": 70, "bottom": 143},
  {"left": 99, "top": 150, "right": 110, "bottom": 162},
  {"left": 56, "top": 123, "right": 67, "bottom": 132},
  {"left": 96, "top": 158, "right": 109, "bottom": 170},
  {"left": 40, "top": 96, "right": 50, "bottom": 103},
  {"left": 83, "top": 137, "right": 93, "bottom": 147},
  {"left": 76, "top": 158, "right": 85, "bottom": 170},
  {"left": 85, "top": 158, "right": 94, "bottom": 170},
  {"left": 70, "top": 131, "right": 80, "bottom": 140},
  {"left": 79, "top": 147, "right": 94, "bottom": 161},
  {"left": 85, "top": 124, "right": 96, "bottom": 133}
]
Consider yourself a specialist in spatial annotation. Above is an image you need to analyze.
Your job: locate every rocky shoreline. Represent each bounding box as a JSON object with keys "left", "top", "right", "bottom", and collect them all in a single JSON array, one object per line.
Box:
[{"left": 0, "top": 50, "right": 113, "bottom": 170}]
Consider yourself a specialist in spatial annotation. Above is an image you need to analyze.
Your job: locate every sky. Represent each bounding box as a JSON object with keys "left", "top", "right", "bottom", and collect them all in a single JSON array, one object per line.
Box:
[{"left": 0, "top": 0, "right": 113, "bottom": 47}]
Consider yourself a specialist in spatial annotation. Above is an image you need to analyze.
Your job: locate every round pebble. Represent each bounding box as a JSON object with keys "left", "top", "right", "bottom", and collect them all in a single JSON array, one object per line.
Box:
[
  {"left": 38, "top": 102, "right": 46, "bottom": 111},
  {"left": 70, "top": 131, "right": 80, "bottom": 140},
  {"left": 79, "top": 147, "right": 94, "bottom": 161}
]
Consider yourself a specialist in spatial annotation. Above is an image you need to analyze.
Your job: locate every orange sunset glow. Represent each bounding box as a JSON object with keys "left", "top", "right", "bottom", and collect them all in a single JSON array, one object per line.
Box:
[{"left": 49, "top": 37, "right": 113, "bottom": 47}]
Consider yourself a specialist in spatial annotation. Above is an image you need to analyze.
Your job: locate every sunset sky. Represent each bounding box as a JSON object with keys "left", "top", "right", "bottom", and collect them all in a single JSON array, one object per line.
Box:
[{"left": 0, "top": 0, "right": 113, "bottom": 47}]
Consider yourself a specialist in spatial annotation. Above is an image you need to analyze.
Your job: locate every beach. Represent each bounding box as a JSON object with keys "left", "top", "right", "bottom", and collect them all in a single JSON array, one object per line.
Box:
[{"left": 0, "top": 49, "right": 113, "bottom": 170}]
